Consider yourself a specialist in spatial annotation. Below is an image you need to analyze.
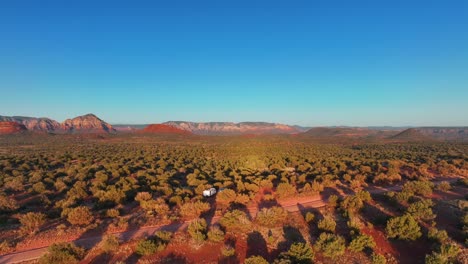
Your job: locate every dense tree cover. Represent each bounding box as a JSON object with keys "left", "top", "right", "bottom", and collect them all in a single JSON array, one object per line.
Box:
[{"left": 0, "top": 135, "right": 467, "bottom": 262}]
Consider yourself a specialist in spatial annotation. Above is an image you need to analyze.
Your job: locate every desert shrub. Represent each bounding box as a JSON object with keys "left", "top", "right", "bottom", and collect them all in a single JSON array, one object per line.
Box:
[
  {"left": 32, "top": 182, "right": 47, "bottom": 194},
  {"left": 393, "top": 191, "right": 413, "bottom": 204},
  {"left": 245, "top": 255, "right": 269, "bottom": 264},
  {"left": 315, "top": 233, "right": 345, "bottom": 259},
  {"left": 135, "top": 192, "right": 152, "bottom": 202},
  {"left": 135, "top": 239, "right": 158, "bottom": 256},
  {"left": 386, "top": 214, "right": 421, "bottom": 241},
  {"left": 407, "top": 199, "right": 435, "bottom": 221},
  {"left": 221, "top": 245, "right": 236, "bottom": 257},
  {"left": 188, "top": 218, "right": 207, "bottom": 243},
  {"left": 19, "top": 212, "right": 46, "bottom": 235},
  {"left": 140, "top": 198, "right": 169, "bottom": 217},
  {"left": 100, "top": 234, "right": 119, "bottom": 253},
  {"left": 328, "top": 195, "right": 339, "bottom": 208},
  {"left": 67, "top": 206, "right": 93, "bottom": 226},
  {"left": 207, "top": 226, "right": 225, "bottom": 242},
  {"left": 38, "top": 243, "right": 85, "bottom": 264},
  {"left": 425, "top": 243, "right": 460, "bottom": 264},
  {"left": 436, "top": 181, "right": 451, "bottom": 192},
  {"left": 179, "top": 201, "right": 210, "bottom": 219},
  {"left": 106, "top": 208, "right": 120, "bottom": 218},
  {"left": 402, "top": 180, "right": 433, "bottom": 197},
  {"left": 219, "top": 209, "right": 252, "bottom": 233},
  {"left": 427, "top": 228, "right": 449, "bottom": 244},
  {"left": 305, "top": 212, "right": 315, "bottom": 223},
  {"left": 371, "top": 252, "right": 387, "bottom": 264},
  {"left": 255, "top": 206, "right": 288, "bottom": 228},
  {"left": 356, "top": 190, "right": 372, "bottom": 202},
  {"left": 348, "top": 234, "right": 375, "bottom": 252},
  {"left": 276, "top": 182, "right": 296, "bottom": 199},
  {"left": 216, "top": 188, "right": 237, "bottom": 207},
  {"left": 341, "top": 195, "right": 364, "bottom": 215},
  {"left": 154, "top": 230, "right": 173, "bottom": 243},
  {"left": 282, "top": 242, "right": 314, "bottom": 263},
  {"left": 0, "top": 240, "right": 12, "bottom": 254},
  {"left": 0, "top": 194, "right": 18, "bottom": 212},
  {"left": 318, "top": 216, "right": 336, "bottom": 233}
]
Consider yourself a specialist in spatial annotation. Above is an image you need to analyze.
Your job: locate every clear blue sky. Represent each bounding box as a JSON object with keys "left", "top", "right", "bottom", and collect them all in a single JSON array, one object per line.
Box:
[{"left": 1, "top": 1, "right": 467, "bottom": 126}]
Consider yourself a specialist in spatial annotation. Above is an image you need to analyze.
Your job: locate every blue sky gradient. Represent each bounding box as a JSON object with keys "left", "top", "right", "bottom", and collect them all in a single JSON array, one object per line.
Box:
[{"left": 1, "top": 1, "right": 467, "bottom": 126}]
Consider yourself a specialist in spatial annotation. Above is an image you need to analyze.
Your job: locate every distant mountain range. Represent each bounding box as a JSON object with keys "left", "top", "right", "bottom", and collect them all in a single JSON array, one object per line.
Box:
[
  {"left": 162, "top": 121, "right": 306, "bottom": 135},
  {"left": 0, "top": 114, "right": 467, "bottom": 141},
  {"left": 0, "top": 114, "right": 115, "bottom": 133}
]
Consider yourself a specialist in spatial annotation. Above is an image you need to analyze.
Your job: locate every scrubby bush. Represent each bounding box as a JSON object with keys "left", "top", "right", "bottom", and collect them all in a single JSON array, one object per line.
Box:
[
  {"left": 154, "top": 230, "right": 173, "bottom": 243},
  {"left": 135, "top": 239, "right": 158, "bottom": 256},
  {"left": 207, "top": 226, "right": 225, "bottom": 242},
  {"left": 318, "top": 216, "right": 336, "bottom": 233},
  {"left": 427, "top": 228, "right": 449, "bottom": 244},
  {"left": 406, "top": 199, "right": 435, "bottom": 221},
  {"left": 436, "top": 181, "right": 451, "bottom": 192},
  {"left": 216, "top": 188, "right": 237, "bottom": 207},
  {"left": 221, "top": 245, "right": 236, "bottom": 257},
  {"left": 38, "top": 243, "right": 85, "bottom": 264},
  {"left": 0, "top": 194, "right": 19, "bottom": 212},
  {"left": 106, "top": 208, "right": 120, "bottom": 218},
  {"left": 425, "top": 243, "right": 460, "bottom": 264},
  {"left": 276, "top": 182, "right": 296, "bottom": 199},
  {"left": 255, "top": 206, "right": 288, "bottom": 228},
  {"left": 386, "top": 214, "right": 421, "bottom": 241},
  {"left": 219, "top": 210, "right": 251, "bottom": 233},
  {"left": 315, "top": 233, "right": 345, "bottom": 259},
  {"left": 371, "top": 252, "right": 387, "bottom": 264},
  {"left": 19, "top": 212, "right": 46, "bottom": 235},
  {"left": 348, "top": 234, "right": 375, "bottom": 252},
  {"left": 402, "top": 180, "right": 433, "bottom": 197},
  {"left": 341, "top": 195, "right": 364, "bottom": 215},
  {"left": 67, "top": 206, "right": 94, "bottom": 226},
  {"left": 328, "top": 195, "right": 339, "bottom": 208},
  {"left": 179, "top": 201, "right": 210, "bottom": 219},
  {"left": 305, "top": 212, "right": 315, "bottom": 223},
  {"left": 283, "top": 242, "right": 314, "bottom": 263},
  {"left": 188, "top": 218, "right": 207, "bottom": 243},
  {"left": 101, "top": 234, "right": 119, "bottom": 253},
  {"left": 245, "top": 255, "right": 269, "bottom": 264}
]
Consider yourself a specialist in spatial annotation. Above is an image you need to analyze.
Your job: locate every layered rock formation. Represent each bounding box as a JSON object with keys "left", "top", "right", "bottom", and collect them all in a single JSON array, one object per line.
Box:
[
  {"left": 61, "top": 114, "right": 115, "bottom": 133},
  {"left": 142, "top": 124, "right": 192, "bottom": 135},
  {"left": 0, "top": 116, "right": 60, "bottom": 132},
  {"left": 0, "top": 114, "right": 115, "bottom": 133},
  {"left": 163, "top": 121, "right": 305, "bottom": 135},
  {"left": 0, "top": 121, "right": 27, "bottom": 134}
]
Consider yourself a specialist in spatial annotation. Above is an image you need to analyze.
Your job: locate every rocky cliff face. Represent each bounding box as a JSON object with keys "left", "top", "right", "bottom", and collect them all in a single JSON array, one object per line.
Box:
[
  {"left": 0, "top": 116, "right": 61, "bottom": 132},
  {"left": 0, "top": 114, "right": 115, "bottom": 133},
  {"left": 0, "top": 121, "right": 27, "bottom": 134},
  {"left": 61, "top": 114, "right": 116, "bottom": 133},
  {"left": 163, "top": 121, "right": 305, "bottom": 135},
  {"left": 142, "top": 124, "right": 192, "bottom": 135}
]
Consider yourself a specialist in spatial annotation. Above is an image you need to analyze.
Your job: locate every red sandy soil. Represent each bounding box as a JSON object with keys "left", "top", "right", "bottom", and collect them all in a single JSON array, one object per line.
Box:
[
  {"left": 0, "top": 121, "right": 27, "bottom": 134},
  {"left": 141, "top": 124, "right": 192, "bottom": 135}
]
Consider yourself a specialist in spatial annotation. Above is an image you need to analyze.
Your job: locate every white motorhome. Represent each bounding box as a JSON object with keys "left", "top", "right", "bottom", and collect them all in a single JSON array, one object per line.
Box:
[{"left": 203, "top": 187, "right": 217, "bottom": 197}]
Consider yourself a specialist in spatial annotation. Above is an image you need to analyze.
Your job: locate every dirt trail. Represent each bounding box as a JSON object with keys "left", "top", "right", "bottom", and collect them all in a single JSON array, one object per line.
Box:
[{"left": 0, "top": 177, "right": 460, "bottom": 264}]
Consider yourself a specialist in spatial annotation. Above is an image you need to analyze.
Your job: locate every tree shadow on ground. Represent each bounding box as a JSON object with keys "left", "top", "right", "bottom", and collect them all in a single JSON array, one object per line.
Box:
[
  {"left": 298, "top": 203, "right": 325, "bottom": 240},
  {"left": 270, "top": 225, "right": 306, "bottom": 260},
  {"left": 219, "top": 237, "right": 240, "bottom": 264},
  {"left": 321, "top": 187, "right": 343, "bottom": 201},
  {"left": 246, "top": 231, "right": 268, "bottom": 260}
]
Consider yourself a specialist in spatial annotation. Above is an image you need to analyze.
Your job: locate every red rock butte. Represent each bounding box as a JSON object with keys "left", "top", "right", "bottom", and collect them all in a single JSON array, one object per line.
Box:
[
  {"left": 142, "top": 124, "right": 192, "bottom": 135},
  {"left": 0, "top": 121, "right": 27, "bottom": 134}
]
